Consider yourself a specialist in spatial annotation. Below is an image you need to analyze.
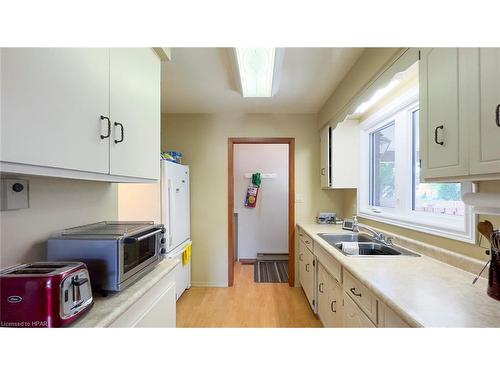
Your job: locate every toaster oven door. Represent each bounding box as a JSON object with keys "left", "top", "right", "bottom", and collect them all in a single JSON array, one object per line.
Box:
[{"left": 120, "top": 228, "right": 162, "bottom": 284}]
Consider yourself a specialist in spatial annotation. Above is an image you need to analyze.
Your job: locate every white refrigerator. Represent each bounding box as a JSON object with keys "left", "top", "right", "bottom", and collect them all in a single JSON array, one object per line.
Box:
[{"left": 161, "top": 160, "right": 191, "bottom": 300}]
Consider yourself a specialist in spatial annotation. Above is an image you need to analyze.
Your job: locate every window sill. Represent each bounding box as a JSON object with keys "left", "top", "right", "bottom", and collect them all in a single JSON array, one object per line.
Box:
[{"left": 357, "top": 209, "right": 476, "bottom": 244}]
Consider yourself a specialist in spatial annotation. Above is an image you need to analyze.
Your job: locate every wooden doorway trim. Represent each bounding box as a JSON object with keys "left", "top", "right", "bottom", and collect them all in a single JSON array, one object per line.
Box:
[{"left": 228, "top": 137, "right": 295, "bottom": 287}]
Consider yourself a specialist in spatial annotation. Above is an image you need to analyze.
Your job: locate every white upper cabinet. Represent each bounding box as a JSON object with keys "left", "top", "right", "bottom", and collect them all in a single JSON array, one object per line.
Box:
[
  {"left": 0, "top": 48, "right": 161, "bottom": 182},
  {"left": 319, "top": 125, "right": 330, "bottom": 188},
  {"left": 109, "top": 49, "right": 160, "bottom": 180},
  {"left": 320, "top": 120, "right": 359, "bottom": 189},
  {"left": 469, "top": 48, "right": 500, "bottom": 176},
  {"left": 419, "top": 48, "right": 500, "bottom": 181},
  {"left": 1, "top": 48, "right": 110, "bottom": 174},
  {"left": 419, "top": 48, "right": 469, "bottom": 179}
]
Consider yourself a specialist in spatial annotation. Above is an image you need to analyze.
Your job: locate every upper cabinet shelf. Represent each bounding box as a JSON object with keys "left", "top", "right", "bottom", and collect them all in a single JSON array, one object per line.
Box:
[
  {"left": 0, "top": 48, "right": 160, "bottom": 182},
  {"left": 419, "top": 48, "right": 500, "bottom": 182}
]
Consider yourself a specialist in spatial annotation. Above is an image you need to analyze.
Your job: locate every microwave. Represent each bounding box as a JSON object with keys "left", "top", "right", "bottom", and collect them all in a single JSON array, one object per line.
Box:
[{"left": 47, "top": 221, "right": 165, "bottom": 294}]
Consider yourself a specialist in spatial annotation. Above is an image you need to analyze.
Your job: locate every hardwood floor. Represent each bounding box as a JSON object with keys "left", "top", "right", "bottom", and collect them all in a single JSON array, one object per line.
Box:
[{"left": 176, "top": 262, "right": 322, "bottom": 327}]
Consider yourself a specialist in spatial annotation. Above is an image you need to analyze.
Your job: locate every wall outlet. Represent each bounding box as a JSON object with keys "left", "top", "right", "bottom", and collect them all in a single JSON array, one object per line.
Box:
[{"left": 1, "top": 179, "right": 29, "bottom": 211}]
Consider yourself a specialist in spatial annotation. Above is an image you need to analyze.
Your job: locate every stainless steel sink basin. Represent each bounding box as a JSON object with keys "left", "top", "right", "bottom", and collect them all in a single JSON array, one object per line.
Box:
[
  {"left": 317, "top": 233, "right": 372, "bottom": 246},
  {"left": 317, "top": 233, "right": 420, "bottom": 257}
]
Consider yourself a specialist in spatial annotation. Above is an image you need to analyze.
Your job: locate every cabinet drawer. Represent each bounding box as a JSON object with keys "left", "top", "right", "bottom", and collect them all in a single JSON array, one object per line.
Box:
[
  {"left": 315, "top": 244, "right": 342, "bottom": 284},
  {"left": 343, "top": 270, "right": 377, "bottom": 324},
  {"left": 343, "top": 293, "right": 376, "bottom": 328},
  {"left": 298, "top": 228, "right": 313, "bottom": 252}
]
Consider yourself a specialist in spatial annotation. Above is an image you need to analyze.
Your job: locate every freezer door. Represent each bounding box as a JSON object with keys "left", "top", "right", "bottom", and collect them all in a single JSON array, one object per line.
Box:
[{"left": 162, "top": 162, "right": 190, "bottom": 252}]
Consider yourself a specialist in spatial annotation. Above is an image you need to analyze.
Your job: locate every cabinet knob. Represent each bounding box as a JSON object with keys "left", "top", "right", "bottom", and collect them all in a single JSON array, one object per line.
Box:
[
  {"left": 100, "top": 115, "right": 111, "bottom": 139},
  {"left": 434, "top": 125, "right": 444, "bottom": 146},
  {"left": 114, "top": 122, "right": 124, "bottom": 144},
  {"left": 305, "top": 263, "right": 310, "bottom": 272}
]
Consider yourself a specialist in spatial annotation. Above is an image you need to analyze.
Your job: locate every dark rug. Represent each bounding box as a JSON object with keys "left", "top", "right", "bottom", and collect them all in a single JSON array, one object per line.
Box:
[{"left": 254, "top": 253, "right": 289, "bottom": 283}]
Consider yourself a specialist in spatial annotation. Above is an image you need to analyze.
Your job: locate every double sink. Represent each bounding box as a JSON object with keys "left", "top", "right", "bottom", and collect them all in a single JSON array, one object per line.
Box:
[{"left": 317, "top": 233, "right": 420, "bottom": 257}]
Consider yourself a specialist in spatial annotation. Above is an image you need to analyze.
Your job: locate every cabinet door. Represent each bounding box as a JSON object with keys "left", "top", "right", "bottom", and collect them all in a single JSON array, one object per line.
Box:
[
  {"left": 299, "top": 242, "right": 315, "bottom": 310},
  {"left": 327, "top": 276, "right": 343, "bottom": 327},
  {"left": 342, "top": 293, "right": 376, "bottom": 328},
  {"left": 0, "top": 48, "right": 110, "bottom": 173},
  {"left": 317, "top": 263, "right": 342, "bottom": 327},
  {"left": 317, "top": 263, "right": 330, "bottom": 326},
  {"left": 109, "top": 48, "right": 160, "bottom": 179},
  {"left": 320, "top": 125, "right": 330, "bottom": 188},
  {"left": 470, "top": 48, "right": 500, "bottom": 175},
  {"left": 419, "top": 48, "right": 468, "bottom": 179},
  {"left": 134, "top": 281, "right": 176, "bottom": 328}
]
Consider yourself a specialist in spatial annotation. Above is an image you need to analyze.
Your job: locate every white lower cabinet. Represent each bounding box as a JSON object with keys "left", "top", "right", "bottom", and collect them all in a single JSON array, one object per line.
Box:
[
  {"left": 109, "top": 270, "right": 176, "bottom": 328},
  {"left": 297, "top": 227, "right": 412, "bottom": 328},
  {"left": 299, "top": 239, "right": 316, "bottom": 311},
  {"left": 342, "top": 293, "right": 376, "bottom": 328},
  {"left": 317, "top": 262, "right": 342, "bottom": 327}
]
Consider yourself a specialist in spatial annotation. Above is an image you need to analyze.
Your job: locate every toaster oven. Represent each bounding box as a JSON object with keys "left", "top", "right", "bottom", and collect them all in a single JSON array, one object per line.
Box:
[{"left": 47, "top": 221, "right": 166, "bottom": 294}]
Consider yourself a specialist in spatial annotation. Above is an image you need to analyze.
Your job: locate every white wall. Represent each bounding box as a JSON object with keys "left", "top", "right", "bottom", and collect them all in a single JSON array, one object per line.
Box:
[
  {"left": 0, "top": 177, "right": 118, "bottom": 268},
  {"left": 234, "top": 144, "right": 288, "bottom": 259},
  {"left": 118, "top": 182, "right": 161, "bottom": 223}
]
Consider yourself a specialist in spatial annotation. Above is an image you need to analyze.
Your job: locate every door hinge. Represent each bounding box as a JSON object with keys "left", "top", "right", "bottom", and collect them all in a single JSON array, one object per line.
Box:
[
  {"left": 312, "top": 299, "right": 315, "bottom": 306},
  {"left": 418, "top": 50, "right": 421, "bottom": 60},
  {"left": 313, "top": 259, "right": 315, "bottom": 267}
]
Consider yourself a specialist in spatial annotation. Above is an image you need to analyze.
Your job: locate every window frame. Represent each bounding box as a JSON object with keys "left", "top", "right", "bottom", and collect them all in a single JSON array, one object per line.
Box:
[{"left": 357, "top": 87, "right": 476, "bottom": 243}]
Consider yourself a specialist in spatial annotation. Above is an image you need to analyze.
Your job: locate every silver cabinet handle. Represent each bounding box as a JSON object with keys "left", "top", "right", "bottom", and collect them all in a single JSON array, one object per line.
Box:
[
  {"left": 299, "top": 253, "right": 303, "bottom": 261},
  {"left": 320, "top": 168, "right": 326, "bottom": 176},
  {"left": 319, "top": 282, "right": 324, "bottom": 293},
  {"left": 350, "top": 287, "right": 362, "bottom": 297},
  {"left": 330, "top": 300, "right": 336, "bottom": 313},
  {"left": 305, "top": 263, "right": 310, "bottom": 272}
]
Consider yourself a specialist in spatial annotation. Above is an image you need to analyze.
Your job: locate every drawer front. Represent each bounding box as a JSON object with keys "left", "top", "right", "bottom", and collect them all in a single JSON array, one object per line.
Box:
[
  {"left": 298, "top": 228, "right": 313, "bottom": 252},
  {"left": 343, "top": 293, "right": 376, "bottom": 328},
  {"left": 343, "top": 270, "right": 377, "bottom": 324},
  {"left": 315, "top": 244, "right": 341, "bottom": 284}
]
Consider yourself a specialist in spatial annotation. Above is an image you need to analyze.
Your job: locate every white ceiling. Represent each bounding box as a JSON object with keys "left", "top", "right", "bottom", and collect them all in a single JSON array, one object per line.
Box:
[{"left": 162, "top": 48, "right": 364, "bottom": 114}]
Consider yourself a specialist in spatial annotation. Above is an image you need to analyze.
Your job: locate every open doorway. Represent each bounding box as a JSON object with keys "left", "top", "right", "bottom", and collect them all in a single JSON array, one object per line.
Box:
[{"left": 228, "top": 138, "right": 295, "bottom": 287}]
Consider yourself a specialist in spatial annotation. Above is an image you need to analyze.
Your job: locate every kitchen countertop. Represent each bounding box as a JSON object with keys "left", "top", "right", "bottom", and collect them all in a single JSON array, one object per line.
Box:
[
  {"left": 72, "top": 258, "right": 179, "bottom": 328},
  {"left": 298, "top": 223, "right": 500, "bottom": 327}
]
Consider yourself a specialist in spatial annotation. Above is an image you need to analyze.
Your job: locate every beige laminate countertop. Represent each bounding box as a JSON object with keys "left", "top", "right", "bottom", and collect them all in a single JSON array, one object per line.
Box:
[
  {"left": 298, "top": 223, "right": 500, "bottom": 328},
  {"left": 72, "top": 258, "right": 179, "bottom": 328}
]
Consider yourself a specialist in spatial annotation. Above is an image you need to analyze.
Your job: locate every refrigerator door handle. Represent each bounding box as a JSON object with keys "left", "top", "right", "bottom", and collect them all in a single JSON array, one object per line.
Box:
[{"left": 168, "top": 179, "right": 174, "bottom": 247}]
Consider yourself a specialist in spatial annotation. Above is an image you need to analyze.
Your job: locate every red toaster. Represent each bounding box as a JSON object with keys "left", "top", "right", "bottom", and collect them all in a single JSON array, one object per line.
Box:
[{"left": 0, "top": 262, "right": 93, "bottom": 328}]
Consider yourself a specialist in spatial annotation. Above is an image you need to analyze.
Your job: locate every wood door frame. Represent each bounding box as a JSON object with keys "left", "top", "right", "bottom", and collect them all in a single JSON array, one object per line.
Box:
[{"left": 228, "top": 137, "right": 295, "bottom": 287}]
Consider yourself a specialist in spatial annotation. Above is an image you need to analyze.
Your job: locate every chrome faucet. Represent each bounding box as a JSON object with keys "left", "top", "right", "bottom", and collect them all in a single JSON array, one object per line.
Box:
[{"left": 352, "top": 216, "right": 393, "bottom": 245}]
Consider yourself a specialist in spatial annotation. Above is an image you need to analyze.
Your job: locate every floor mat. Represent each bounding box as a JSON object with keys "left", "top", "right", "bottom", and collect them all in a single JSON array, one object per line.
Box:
[{"left": 254, "top": 256, "right": 289, "bottom": 283}]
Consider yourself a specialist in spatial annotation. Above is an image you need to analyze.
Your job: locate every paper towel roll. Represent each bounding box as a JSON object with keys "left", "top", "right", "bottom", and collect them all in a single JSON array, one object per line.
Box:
[{"left": 463, "top": 193, "right": 500, "bottom": 209}]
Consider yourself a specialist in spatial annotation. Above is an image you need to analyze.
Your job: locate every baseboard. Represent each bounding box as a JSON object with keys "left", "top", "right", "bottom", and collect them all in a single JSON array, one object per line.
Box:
[
  {"left": 190, "top": 281, "right": 228, "bottom": 287},
  {"left": 239, "top": 258, "right": 256, "bottom": 265}
]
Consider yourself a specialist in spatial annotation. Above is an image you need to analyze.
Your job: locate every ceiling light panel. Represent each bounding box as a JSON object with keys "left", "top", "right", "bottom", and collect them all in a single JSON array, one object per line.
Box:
[{"left": 235, "top": 48, "right": 276, "bottom": 98}]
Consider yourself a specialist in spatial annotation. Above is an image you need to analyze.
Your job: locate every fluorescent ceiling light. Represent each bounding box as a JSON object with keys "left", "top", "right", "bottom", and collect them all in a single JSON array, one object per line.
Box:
[
  {"left": 354, "top": 78, "right": 402, "bottom": 115},
  {"left": 234, "top": 48, "right": 276, "bottom": 98}
]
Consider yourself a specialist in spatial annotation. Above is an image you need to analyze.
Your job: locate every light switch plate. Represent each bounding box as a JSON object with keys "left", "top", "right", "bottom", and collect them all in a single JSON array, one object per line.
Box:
[{"left": 1, "top": 179, "right": 29, "bottom": 210}]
